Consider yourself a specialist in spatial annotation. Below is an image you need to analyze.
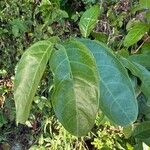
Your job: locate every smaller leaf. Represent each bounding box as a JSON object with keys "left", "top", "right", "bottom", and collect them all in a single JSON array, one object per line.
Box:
[
  {"left": 137, "top": 93, "right": 150, "bottom": 116},
  {"left": 142, "top": 137, "right": 150, "bottom": 147},
  {"left": 141, "top": 43, "right": 150, "bottom": 54},
  {"left": 139, "top": 0, "right": 150, "bottom": 9},
  {"left": 120, "top": 57, "right": 150, "bottom": 105},
  {"left": 91, "top": 31, "right": 108, "bottom": 43},
  {"left": 117, "top": 49, "right": 129, "bottom": 58},
  {"left": 51, "top": 0, "right": 60, "bottom": 7},
  {"left": 133, "top": 121, "right": 150, "bottom": 139},
  {"left": 145, "top": 11, "right": 150, "bottom": 23},
  {"left": 129, "top": 54, "right": 150, "bottom": 69},
  {"left": 123, "top": 124, "right": 134, "bottom": 138},
  {"left": 126, "top": 20, "right": 140, "bottom": 31},
  {"left": 124, "top": 22, "right": 149, "bottom": 47},
  {"left": 79, "top": 5, "right": 100, "bottom": 37},
  {"left": 10, "top": 19, "right": 27, "bottom": 37}
]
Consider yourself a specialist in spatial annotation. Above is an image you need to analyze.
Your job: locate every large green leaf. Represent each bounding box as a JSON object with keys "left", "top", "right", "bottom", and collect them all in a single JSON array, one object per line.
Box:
[
  {"left": 124, "top": 22, "right": 149, "bottom": 47},
  {"left": 120, "top": 57, "right": 150, "bottom": 104},
  {"left": 133, "top": 121, "right": 150, "bottom": 139},
  {"left": 49, "top": 41, "right": 99, "bottom": 136},
  {"left": 139, "top": 0, "right": 150, "bottom": 9},
  {"left": 79, "top": 39, "right": 138, "bottom": 126},
  {"left": 14, "top": 40, "right": 53, "bottom": 124},
  {"left": 79, "top": 5, "right": 99, "bottom": 37}
]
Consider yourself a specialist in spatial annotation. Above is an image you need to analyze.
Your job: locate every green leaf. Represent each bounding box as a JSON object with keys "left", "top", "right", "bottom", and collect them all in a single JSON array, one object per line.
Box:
[
  {"left": 79, "top": 5, "right": 99, "bottom": 37},
  {"left": 10, "top": 19, "right": 27, "bottom": 37},
  {"left": 82, "top": 0, "right": 97, "bottom": 4},
  {"left": 141, "top": 43, "right": 150, "bottom": 54},
  {"left": 91, "top": 31, "right": 108, "bottom": 43},
  {"left": 49, "top": 41, "right": 99, "bottom": 136},
  {"left": 79, "top": 39, "right": 138, "bottom": 126},
  {"left": 129, "top": 54, "right": 150, "bottom": 69},
  {"left": 117, "top": 49, "right": 129, "bottom": 58},
  {"left": 142, "top": 138, "right": 150, "bottom": 147},
  {"left": 124, "top": 22, "right": 149, "bottom": 47},
  {"left": 139, "top": 0, "right": 150, "bottom": 9},
  {"left": 134, "top": 142, "right": 150, "bottom": 150},
  {"left": 137, "top": 94, "right": 150, "bottom": 116},
  {"left": 123, "top": 124, "right": 134, "bottom": 138},
  {"left": 14, "top": 40, "right": 53, "bottom": 124},
  {"left": 120, "top": 57, "right": 150, "bottom": 104},
  {"left": 133, "top": 121, "right": 150, "bottom": 139},
  {"left": 51, "top": 0, "right": 60, "bottom": 7},
  {"left": 146, "top": 11, "right": 150, "bottom": 23},
  {"left": 126, "top": 20, "right": 140, "bottom": 31}
]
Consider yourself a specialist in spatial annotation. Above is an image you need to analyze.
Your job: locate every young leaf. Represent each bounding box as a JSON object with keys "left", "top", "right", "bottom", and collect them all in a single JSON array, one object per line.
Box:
[
  {"left": 49, "top": 41, "right": 99, "bottom": 136},
  {"left": 79, "top": 39, "right": 138, "bottom": 126},
  {"left": 120, "top": 57, "right": 150, "bottom": 105},
  {"left": 79, "top": 5, "right": 99, "bottom": 37},
  {"left": 14, "top": 40, "right": 53, "bottom": 124},
  {"left": 139, "top": 0, "right": 150, "bottom": 9},
  {"left": 133, "top": 121, "right": 150, "bottom": 139},
  {"left": 124, "top": 22, "right": 149, "bottom": 47}
]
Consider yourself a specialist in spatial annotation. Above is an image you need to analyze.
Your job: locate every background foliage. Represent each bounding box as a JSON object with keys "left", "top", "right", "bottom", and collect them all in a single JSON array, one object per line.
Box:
[{"left": 0, "top": 0, "right": 150, "bottom": 149}]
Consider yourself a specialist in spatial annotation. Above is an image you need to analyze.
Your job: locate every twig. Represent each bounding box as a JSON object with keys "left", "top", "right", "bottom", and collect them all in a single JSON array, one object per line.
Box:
[{"left": 132, "top": 35, "right": 150, "bottom": 54}]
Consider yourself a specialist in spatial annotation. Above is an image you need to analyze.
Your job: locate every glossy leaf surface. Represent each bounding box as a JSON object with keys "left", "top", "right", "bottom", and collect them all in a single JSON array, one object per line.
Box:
[
  {"left": 14, "top": 40, "right": 53, "bottom": 124},
  {"left": 79, "top": 39, "right": 138, "bottom": 126},
  {"left": 49, "top": 41, "right": 99, "bottom": 136}
]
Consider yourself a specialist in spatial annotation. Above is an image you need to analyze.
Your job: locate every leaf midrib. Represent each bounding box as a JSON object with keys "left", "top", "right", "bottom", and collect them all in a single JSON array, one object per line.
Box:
[
  {"left": 55, "top": 46, "right": 96, "bottom": 135},
  {"left": 54, "top": 47, "right": 80, "bottom": 135}
]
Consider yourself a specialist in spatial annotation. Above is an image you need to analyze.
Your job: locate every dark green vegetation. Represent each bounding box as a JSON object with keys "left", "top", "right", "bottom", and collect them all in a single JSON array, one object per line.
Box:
[{"left": 0, "top": 0, "right": 150, "bottom": 149}]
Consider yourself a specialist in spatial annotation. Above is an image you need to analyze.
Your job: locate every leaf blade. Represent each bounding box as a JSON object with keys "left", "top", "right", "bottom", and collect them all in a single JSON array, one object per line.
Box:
[
  {"left": 129, "top": 53, "right": 150, "bottom": 69},
  {"left": 50, "top": 42, "right": 99, "bottom": 136},
  {"left": 79, "top": 39, "right": 138, "bottom": 126},
  {"left": 139, "top": 0, "right": 150, "bottom": 9},
  {"left": 124, "top": 22, "right": 149, "bottom": 47},
  {"left": 133, "top": 121, "right": 150, "bottom": 139},
  {"left": 79, "top": 5, "right": 99, "bottom": 37},
  {"left": 14, "top": 40, "right": 53, "bottom": 124},
  {"left": 120, "top": 57, "right": 150, "bottom": 105}
]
